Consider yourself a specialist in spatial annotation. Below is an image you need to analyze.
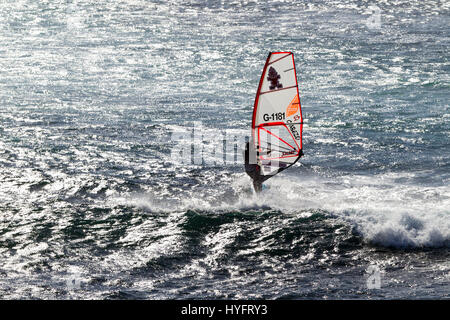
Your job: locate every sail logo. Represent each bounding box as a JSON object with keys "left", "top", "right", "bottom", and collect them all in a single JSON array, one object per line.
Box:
[
  {"left": 286, "top": 95, "right": 299, "bottom": 117},
  {"left": 267, "top": 67, "right": 283, "bottom": 90},
  {"left": 286, "top": 120, "right": 300, "bottom": 141},
  {"left": 282, "top": 150, "right": 296, "bottom": 156}
]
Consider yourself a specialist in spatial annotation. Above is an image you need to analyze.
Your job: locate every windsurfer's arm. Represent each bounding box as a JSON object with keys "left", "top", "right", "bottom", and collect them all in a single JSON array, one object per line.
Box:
[{"left": 257, "top": 150, "right": 271, "bottom": 156}]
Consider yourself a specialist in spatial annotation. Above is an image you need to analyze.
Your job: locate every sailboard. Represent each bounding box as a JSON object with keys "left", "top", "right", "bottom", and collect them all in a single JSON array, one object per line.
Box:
[{"left": 251, "top": 52, "right": 303, "bottom": 176}]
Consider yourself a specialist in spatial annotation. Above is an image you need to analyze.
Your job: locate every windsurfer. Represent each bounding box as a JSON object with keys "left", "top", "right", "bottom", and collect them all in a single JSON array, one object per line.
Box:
[{"left": 243, "top": 141, "right": 271, "bottom": 193}]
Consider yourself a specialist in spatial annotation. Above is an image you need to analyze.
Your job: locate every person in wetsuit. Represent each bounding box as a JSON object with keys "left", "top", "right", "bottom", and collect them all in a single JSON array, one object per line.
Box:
[
  {"left": 244, "top": 140, "right": 303, "bottom": 193},
  {"left": 244, "top": 141, "right": 275, "bottom": 193}
]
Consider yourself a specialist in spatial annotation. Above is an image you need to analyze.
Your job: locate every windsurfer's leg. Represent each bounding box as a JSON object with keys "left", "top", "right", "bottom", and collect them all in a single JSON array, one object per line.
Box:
[{"left": 253, "top": 179, "right": 262, "bottom": 193}]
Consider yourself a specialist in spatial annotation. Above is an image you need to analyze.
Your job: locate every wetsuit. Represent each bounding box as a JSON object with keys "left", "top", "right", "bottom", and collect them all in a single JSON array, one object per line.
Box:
[{"left": 243, "top": 141, "right": 272, "bottom": 193}]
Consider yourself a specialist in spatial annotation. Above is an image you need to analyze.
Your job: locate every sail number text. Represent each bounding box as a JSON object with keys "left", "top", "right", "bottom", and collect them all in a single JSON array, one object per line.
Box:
[{"left": 263, "top": 112, "right": 285, "bottom": 121}]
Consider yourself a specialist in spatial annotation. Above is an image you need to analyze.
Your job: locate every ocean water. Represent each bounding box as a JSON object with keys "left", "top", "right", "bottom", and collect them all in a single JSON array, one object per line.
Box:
[{"left": 0, "top": 0, "right": 449, "bottom": 299}]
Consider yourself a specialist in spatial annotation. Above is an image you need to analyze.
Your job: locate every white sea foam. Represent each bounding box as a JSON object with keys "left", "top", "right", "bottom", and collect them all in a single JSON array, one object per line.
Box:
[
  {"left": 123, "top": 171, "right": 449, "bottom": 249},
  {"left": 264, "top": 172, "right": 449, "bottom": 248}
]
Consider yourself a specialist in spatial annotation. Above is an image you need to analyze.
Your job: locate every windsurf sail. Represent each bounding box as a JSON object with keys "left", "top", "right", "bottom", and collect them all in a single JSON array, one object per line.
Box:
[{"left": 251, "top": 52, "right": 303, "bottom": 176}]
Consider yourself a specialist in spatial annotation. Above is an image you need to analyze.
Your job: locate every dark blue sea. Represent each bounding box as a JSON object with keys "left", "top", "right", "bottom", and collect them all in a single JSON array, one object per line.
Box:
[{"left": 0, "top": 0, "right": 448, "bottom": 299}]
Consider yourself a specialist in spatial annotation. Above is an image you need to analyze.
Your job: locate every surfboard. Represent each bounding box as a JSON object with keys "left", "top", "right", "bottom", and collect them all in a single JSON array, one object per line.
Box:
[{"left": 251, "top": 52, "right": 303, "bottom": 177}]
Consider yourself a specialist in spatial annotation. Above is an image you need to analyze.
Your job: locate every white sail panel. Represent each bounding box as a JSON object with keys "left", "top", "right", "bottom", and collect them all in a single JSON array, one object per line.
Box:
[{"left": 255, "top": 87, "right": 298, "bottom": 125}]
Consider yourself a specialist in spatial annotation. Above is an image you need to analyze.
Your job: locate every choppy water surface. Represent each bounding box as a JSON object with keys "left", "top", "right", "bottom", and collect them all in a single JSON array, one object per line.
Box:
[{"left": 0, "top": 1, "right": 449, "bottom": 299}]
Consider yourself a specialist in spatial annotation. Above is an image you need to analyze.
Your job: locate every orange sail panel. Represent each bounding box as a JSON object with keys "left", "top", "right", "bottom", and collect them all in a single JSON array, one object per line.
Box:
[{"left": 252, "top": 52, "right": 303, "bottom": 176}]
